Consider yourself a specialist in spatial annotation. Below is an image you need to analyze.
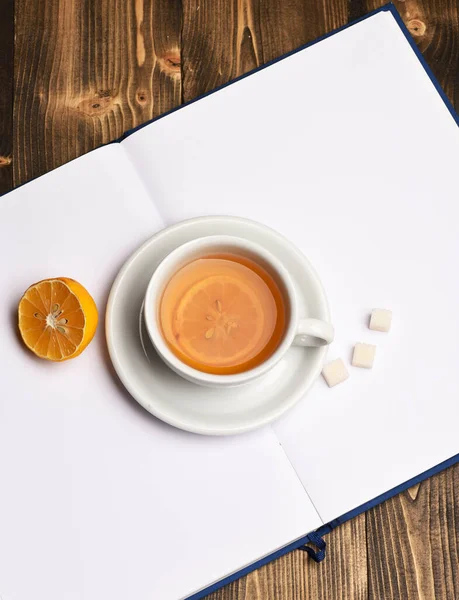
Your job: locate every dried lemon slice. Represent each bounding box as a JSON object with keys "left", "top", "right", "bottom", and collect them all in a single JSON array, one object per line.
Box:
[{"left": 18, "top": 277, "right": 98, "bottom": 361}]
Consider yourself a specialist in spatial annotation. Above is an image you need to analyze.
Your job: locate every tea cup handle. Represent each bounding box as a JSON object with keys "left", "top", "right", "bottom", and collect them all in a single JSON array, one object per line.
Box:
[{"left": 293, "top": 318, "right": 334, "bottom": 347}]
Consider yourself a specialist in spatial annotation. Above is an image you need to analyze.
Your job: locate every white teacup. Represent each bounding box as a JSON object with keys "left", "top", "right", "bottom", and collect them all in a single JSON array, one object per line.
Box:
[{"left": 144, "top": 235, "right": 334, "bottom": 388}]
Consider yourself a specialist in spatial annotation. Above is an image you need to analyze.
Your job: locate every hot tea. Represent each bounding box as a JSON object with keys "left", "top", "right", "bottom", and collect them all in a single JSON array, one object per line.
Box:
[{"left": 159, "top": 253, "right": 286, "bottom": 374}]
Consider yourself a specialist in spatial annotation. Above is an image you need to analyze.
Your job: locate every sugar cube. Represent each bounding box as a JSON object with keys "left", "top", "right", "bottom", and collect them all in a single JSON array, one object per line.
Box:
[
  {"left": 322, "top": 358, "right": 349, "bottom": 387},
  {"left": 352, "top": 343, "right": 376, "bottom": 369},
  {"left": 369, "top": 308, "right": 392, "bottom": 332}
]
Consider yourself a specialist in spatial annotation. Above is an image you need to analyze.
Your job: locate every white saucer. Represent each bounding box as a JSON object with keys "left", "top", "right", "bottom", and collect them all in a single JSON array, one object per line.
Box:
[{"left": 106, "top": 216, "right": 330, "bottom": 435}]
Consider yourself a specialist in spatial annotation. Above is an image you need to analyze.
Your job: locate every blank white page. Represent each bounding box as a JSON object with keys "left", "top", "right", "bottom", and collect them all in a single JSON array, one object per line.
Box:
[
  {"left": 123, "top": 10, "right": 459, "bottom": 523},
  {"left": 0, "top": 146, "right": 321, "bottom": 600}
]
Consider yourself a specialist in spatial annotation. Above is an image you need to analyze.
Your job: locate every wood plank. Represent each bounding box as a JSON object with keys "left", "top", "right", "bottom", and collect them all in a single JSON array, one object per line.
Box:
[
  {"left": 367, "top": 464, "right": 459, "bottom": 600},
  {"left": 181, "top": 0, "right": 261, "bottom": 100},
  {"left": 181, "top": 0, "right": 348, "bottom": 102},
  {"left": 257, "top": 0, "right": 348, "bottom": 65},
  {"left": 0, "top": 0, "right": 14, "bottom": 195},
  {"left": 206, "top": 515, "right": 367, "bottom": 599},
  {"left": 13, "top": 0, "right": 182, "bottom": 187}
]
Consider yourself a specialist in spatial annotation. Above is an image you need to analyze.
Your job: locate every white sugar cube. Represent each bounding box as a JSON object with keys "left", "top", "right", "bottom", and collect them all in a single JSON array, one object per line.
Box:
[
  {"left": 369, "top": 308, "right": 392, "bottom": 332},
  {"left": 322, "top": 358, "right": 349, "bottom": 388},
  {"left": 352, "top": 343, "right": 376, "bottom": 369}
]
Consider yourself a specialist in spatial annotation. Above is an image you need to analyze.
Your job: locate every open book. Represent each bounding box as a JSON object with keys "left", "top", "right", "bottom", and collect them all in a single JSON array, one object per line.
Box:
[{"left": 1, "top": 6, "right": 458, "bottom": 600}]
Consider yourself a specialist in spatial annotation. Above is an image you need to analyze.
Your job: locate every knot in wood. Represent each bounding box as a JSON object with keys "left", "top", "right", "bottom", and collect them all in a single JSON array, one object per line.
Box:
[
  {"left": 159, "top": 53, "right": 181, "bottom": 75},
  {"left": 407, "top": 19, "right": 427, "bottom": 37},
  {"left": 136, "top": 90, "right": 148, "bottom": 105},
  {"left": 0, "top": 156, "right": 12, "bottom": 168},
  {"left": 78, "top": 91, "right": 115, "bottom": 116},
  {"left": 406, "top": 482, "right": 422, "bottom": 502}
]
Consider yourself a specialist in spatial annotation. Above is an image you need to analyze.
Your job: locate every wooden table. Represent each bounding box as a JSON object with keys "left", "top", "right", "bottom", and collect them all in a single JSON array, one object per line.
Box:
[{"left": 1, "top": 1, "right": 458, "bottom": 598}]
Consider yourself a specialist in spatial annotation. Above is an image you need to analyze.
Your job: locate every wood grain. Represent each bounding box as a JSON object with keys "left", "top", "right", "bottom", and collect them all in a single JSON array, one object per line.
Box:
[
  {"left": 181, "top": 0, "right": 262, "bottom": 100},
  {"left": 0, "top": 0, "right": 14, "bottom": 195},
  {"left": 13, "top": 0, "right": 182, "bottom": 187},
  {"left": 181, "top": 0, "right": 348, "bottom": 101},
  {"left": 2, "top": 1, "right": 459, "bottom": 598},
  {"left": 367, "top": 463, "right": 459, "bottom": 600}
]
